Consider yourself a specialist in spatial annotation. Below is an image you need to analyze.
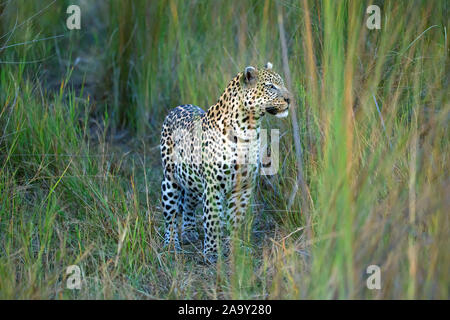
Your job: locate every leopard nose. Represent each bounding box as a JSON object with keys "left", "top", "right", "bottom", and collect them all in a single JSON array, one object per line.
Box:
[{"left": 284, "top": 97, "right": 291, "bottom": 104}]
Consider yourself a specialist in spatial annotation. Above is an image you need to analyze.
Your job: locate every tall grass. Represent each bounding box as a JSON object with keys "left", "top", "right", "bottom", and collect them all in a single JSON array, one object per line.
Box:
[{"left": 0, "top": 0, "right": 448, "bottom": 299}]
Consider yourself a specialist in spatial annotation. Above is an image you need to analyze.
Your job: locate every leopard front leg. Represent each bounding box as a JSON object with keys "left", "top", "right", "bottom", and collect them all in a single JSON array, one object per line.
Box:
[
  {"left": 223, "top": 185, "right": 253, "bottom": 255},
  {"left": 202, "top": 185, "right": 224, "bottom": 264},
  {"left": 225, "top": 187, "right": 252, "bottom": 229}
]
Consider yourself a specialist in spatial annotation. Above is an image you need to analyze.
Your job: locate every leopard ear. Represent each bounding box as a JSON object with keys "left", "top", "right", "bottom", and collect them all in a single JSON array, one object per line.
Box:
[
  {"left": 265, "top": 62, "right": 273, "bottom": 70},
  {"left": 244, "top": 66, "right": 258, "bottom": 86}
]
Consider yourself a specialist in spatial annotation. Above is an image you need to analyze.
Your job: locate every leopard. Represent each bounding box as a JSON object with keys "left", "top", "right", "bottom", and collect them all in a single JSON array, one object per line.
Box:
[{"left": 160, "top": 62, "right": 291, "bottom": 263}]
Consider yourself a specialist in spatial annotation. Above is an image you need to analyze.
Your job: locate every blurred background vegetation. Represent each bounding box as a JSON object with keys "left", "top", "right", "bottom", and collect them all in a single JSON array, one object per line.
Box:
[{"left": 0, "top": 0, "right": 448, "bottom": 299}]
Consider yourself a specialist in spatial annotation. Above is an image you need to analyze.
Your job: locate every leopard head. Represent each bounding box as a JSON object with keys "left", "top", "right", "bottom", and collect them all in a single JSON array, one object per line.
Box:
[{"left": 241, "top": 62, "right": 292, "bottom": 118}]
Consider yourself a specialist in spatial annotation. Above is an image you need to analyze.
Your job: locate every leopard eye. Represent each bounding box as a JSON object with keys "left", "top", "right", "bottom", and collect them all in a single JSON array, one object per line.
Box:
[{"left": 265, "top": 83, "right": 277, "bottom": 90}]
